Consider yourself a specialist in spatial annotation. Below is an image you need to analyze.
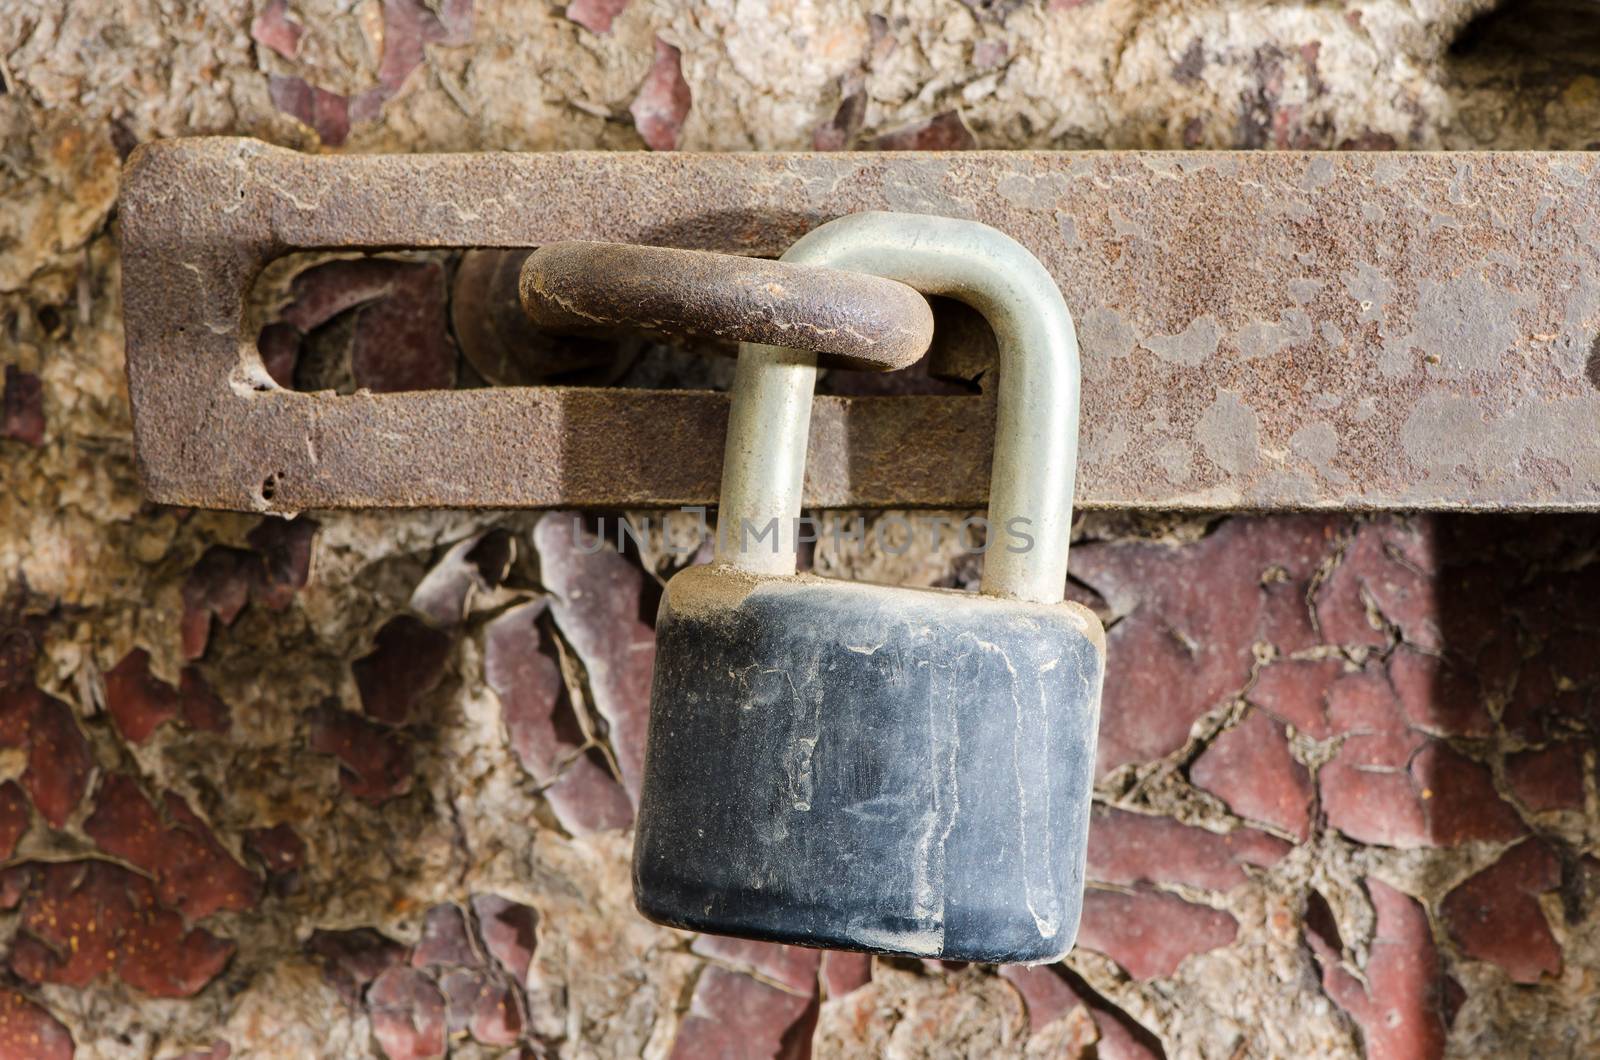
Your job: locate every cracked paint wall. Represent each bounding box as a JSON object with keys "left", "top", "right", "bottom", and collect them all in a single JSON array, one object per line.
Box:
[{"left": 2, "top": 0, "right": 1600, "bottom": 1057}]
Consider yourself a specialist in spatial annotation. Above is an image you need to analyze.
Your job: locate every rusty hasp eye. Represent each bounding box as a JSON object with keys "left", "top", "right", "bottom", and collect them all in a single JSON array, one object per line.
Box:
[
  {"left": 122, "top": 137, "right": 1600, "bottom": 516},
  {"left": 452, "top": 241, "right": 935, "bottom": 387},
  {"left": 513, "top": 241, "right": 933, "bottom": 371}
]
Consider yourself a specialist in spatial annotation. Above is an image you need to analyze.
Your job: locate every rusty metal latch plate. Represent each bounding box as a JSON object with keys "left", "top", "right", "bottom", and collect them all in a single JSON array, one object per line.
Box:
[{"left": 120, "top": 138, "right": 1600, "bottom": 513}]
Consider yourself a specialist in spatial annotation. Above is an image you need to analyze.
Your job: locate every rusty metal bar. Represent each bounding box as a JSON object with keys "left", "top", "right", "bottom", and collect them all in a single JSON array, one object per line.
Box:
[
  {"left": 120, "top": 138, "right": 1600, "bottom": 513},
  {"left": 520, "top": 242, "right": 933, "bottom": 371}
]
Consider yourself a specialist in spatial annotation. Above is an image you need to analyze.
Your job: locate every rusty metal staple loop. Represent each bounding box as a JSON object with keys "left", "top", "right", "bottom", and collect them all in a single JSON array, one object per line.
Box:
[
  {"left": 120, "top": 137, "right": 1600, "bottom": 514},
  {"left": 517, "top": 242, "right": 935, "bottom": 371}
]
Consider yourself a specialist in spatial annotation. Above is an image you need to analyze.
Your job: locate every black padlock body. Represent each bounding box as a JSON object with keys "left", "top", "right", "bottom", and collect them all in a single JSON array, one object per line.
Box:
[{"left": 633, "top": 564, "right": 1105, "bottom": 964}]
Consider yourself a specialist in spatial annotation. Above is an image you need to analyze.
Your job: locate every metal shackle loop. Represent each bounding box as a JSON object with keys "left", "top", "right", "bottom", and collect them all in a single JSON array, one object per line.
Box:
[{"left": 714, "top": 212, "right": 1082, "bottom": 605}]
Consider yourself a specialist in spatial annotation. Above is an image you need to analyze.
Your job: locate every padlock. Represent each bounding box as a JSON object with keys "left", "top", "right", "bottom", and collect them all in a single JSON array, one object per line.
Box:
[{"left": 632, "top": 212, "right": 1105, "bottom": 964}]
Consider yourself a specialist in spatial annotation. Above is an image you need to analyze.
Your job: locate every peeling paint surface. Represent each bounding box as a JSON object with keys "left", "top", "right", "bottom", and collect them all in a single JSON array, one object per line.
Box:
[{"left": 6, "top": 0, "right": 1600, "bottom": 1057}]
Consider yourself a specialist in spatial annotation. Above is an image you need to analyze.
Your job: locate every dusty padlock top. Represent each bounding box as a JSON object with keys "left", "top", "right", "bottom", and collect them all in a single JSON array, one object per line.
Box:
[{"left": 661, "top": 562, "right": 1105, "bottom": 653}]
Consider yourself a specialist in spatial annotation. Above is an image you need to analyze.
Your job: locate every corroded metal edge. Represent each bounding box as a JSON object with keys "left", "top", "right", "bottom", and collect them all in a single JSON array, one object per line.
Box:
[{"left": 120, "top": 137, "right": 1600, "bottom": 512}]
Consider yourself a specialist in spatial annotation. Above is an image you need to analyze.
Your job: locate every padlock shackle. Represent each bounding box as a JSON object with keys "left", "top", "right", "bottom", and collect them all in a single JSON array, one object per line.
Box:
[{"left": 715, "top": 212, "right": 1081, "bottom": 605}]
